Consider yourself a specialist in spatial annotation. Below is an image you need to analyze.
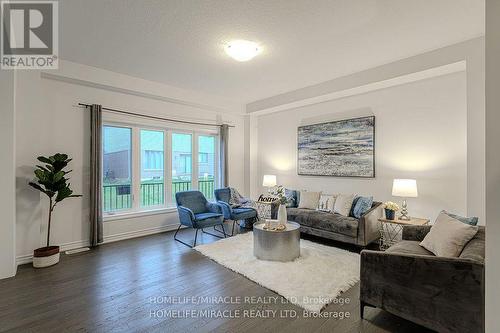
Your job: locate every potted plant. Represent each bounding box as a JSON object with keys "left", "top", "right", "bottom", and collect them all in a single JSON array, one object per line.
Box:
[
  {"left": 29, "top": 153, "right": 81, "bottom": 268},
  {"left": 383, "top": 201, "right": 400, "bottom": 220}
]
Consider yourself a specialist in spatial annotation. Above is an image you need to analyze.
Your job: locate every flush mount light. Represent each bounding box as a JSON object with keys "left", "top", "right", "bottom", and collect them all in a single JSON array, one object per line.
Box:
[{"left": 224, "top": 40, "right": 261, "bottom": 62}]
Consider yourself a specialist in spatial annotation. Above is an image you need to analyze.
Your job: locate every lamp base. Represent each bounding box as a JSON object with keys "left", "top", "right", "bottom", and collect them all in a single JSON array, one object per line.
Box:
[{"left": 398, "top": 199, "right": 411, "bottom": 220}]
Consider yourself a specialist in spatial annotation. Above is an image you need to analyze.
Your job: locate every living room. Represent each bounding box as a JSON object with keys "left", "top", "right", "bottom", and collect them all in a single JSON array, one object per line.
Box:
[{"left": 1, "top": 1, "right": 499, "bottom": 332}]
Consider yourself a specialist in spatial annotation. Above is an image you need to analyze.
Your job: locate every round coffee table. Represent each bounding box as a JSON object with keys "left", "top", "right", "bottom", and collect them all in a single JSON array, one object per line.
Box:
[{"left": 253, "top": 221, "right": 300, "bottom": 262}]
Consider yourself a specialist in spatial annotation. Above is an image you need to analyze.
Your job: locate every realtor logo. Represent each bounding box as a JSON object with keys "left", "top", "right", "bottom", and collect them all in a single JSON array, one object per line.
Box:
[{"left": 1, "top": 0, "right": 58, "bottom": 69}]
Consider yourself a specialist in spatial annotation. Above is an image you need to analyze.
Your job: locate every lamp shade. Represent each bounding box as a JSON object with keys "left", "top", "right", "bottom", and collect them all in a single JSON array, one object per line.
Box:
[
  {"left": 262, "top": 175, "right": 277, "bottom": 187},
  {"left": 392, "top": 179, "right": 418, "bottom": 197}
]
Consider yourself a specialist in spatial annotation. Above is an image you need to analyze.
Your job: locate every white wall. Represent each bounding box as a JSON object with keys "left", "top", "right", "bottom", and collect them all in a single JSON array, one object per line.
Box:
[
  {"left": 248, "top": 38, "right": 485, "bottom": 223},
  {"left": 0, "top": 71, "right": 17, "bottom": 278},
  {"left": 15, "top": 61, "right": 246, "bottom": 264},
  {"left": 485, "top": 0, "right": 500, "bottom": 331},
  {"left": 255, "top": 72, "right": 467, "bottom": 221}
]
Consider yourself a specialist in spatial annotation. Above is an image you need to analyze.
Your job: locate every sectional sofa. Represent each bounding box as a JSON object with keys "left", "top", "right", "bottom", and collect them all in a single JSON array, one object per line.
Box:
[{"left": 271, "top": 192, "right": 383, "bottom": 247}]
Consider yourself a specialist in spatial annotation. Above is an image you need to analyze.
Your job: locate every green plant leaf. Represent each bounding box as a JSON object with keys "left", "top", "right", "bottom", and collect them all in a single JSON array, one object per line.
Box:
[
  {"left": 34, "top": 169, "right": 48, "bottom": 182},
  {"left": 55, "top": 187, "right": 72, "bottom": 202},
  {"left": 29, "top": 182, "right": 55, "bottom": 198},
  {"left": 33, "top": 153, "right": 81, "bottom": 203},
  {"left": 53, "top": 171, "right": 64, "bottom": 183},
  {"left": 37, "top": 156, "right": 52, "bottom": 164}
]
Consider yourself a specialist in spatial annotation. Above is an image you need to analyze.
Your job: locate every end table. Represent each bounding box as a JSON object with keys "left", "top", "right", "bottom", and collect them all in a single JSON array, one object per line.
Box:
[
  {"left": 255, "top": 199, "right": 278, "bottom": 220},
  {"left": 378, "top": 217, "right": 430, "bottom": 250}
]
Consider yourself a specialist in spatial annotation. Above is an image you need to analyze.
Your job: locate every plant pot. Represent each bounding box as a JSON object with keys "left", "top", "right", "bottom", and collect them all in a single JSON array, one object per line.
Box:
[
  {"left": 33, "top": 246, "right": 60, "bottom": 268},
  {"left": 385, "top": 209, "right": 396, "bottom": 220}
]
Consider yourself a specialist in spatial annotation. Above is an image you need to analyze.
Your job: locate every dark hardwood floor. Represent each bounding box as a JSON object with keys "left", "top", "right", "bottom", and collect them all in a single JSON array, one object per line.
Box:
[{"left": 0, "top": 224, "right": 433, "bottom": 333}]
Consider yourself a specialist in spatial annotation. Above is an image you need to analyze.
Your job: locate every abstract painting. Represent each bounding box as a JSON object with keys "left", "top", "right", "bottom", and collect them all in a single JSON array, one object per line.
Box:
[{"left": 297, "top": 116, "right": 375, "bottom": 177}]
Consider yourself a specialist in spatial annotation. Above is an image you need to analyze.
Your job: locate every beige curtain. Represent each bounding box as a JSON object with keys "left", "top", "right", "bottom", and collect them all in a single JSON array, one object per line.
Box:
[
  {"left": 220, "top": 124, "right": 229, "bottom": 187},
  {"left": 89, "top": 104, "right": 103, "bottom": 246}
]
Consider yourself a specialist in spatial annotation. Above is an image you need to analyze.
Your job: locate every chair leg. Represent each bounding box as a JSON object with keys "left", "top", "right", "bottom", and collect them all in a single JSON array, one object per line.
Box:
[
  {"left": 360, "top": 301, "right": 373, "bottom": 319},
  {"left": 221, "top": 224, "right": 227, "bottom": 238},
  {"left": 174, "top": 225, "right": 199, "bottom": 248},
  {"left": 214, "top": 221, "right": 235, "bottom": 237},
  {"left": 201, "top": 227, "right": 226, "bottom": 239}
]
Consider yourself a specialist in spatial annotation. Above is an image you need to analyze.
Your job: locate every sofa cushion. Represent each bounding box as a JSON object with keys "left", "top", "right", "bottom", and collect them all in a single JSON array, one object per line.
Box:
[
  {"left": 459, "top": 226, "right": 485, "bottom": 263},
  {"left": 420, "top": 212, "right": 478, "bottom": 257},
  {"left": 386, "top": 240, "right": 434, "bottom": 256},
  {"left": 284, "top": 188, "right": 298, "bottom": 208},
  {"left": 442, "top": 210, "right": 479, "bottom": 226},
  {"left": 317, "top": 194, "right": 336, "bottom": 212},
  {"left": 334, "top": 193, "right": 356, "bottom": 216},
  {"left": 298, "top": 191, "right": 321, "bottom": 209},
  {"left": 286, "top": 208, "right": 358, "bottom": 237},
  {"left": 351, "top": 196, "right": 373, "bottom": 218}
]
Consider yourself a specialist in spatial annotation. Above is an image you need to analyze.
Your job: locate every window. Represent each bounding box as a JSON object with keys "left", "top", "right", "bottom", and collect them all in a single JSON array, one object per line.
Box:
[
  {"left": 198, "top": 135, "right": 216, "bottom": 199},
  {"left": 171, "top": 133, "right": 192, "bottom": 197},
  {"left": 101, "top": 123, "right": 219, "bottom": 217},
  {"left": 140, "top": 130, "right": 164, "bottom": 207},
  {"left": 144, "top": 150, "right": 163, "bottom": 170},
  {"left": 199, "top": 152, "right": 208, "bottom": 163},
  {"left": 103, "top": 126, "right": 132, "bottom": 212}
]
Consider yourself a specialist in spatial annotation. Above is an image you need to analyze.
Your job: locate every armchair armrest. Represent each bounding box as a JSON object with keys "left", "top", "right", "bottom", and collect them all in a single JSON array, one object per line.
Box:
[
  {"left": 206, "top": 202, "right": 222, "bottom": 214},
  {"left": 177, "top": 206, "right": 195, "bottom": 227},
  {"left": 216, "top": 200, "right": 232, "bottom": 219},
  {"left": 360, "top": 250, "right": 484, "bottom": 332},
  {"left": 402, "top": 225, "right": 432, "bottom": 241},
  {"left": 357, "top": 202, "right": 383, "bottom": 246}
]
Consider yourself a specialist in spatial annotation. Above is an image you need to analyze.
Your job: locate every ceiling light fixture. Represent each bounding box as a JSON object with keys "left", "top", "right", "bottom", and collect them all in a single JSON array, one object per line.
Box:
[{"left": 224, "top": 40, "right": 261, "bottom": 62}]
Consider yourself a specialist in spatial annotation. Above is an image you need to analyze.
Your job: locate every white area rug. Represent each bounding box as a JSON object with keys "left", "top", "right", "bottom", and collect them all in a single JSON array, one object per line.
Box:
[{"left": 194, "top": 232, "right": 360, "bottom": 312}]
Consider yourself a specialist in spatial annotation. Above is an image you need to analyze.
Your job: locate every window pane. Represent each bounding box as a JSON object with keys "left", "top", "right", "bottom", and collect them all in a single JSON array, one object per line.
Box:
[
  {"left": 141, "top": 130, "right": 164, "bottom": 207},
  {"left": 103, "top": 126, "right": 132, "bottom": 212},
  {"left": 172, "top": 133, "right": 192, "bottom": 198},
  {"left": 198, "top": 135, "right": 215, "bottom": 199}
]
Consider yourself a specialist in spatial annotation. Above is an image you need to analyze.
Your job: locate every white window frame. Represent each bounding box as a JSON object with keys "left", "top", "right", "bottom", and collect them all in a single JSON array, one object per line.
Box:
[{"left": 101, "top": 115, "right": 219, "bottom": 220}]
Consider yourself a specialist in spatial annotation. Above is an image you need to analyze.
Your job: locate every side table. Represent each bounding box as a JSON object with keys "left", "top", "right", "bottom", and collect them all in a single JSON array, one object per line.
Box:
[
  {"left": 378, "top": 217, "right": 430, "bottom": 250},
  {"left": 255, "top": 199, "right": 278, "bottom": 220}
]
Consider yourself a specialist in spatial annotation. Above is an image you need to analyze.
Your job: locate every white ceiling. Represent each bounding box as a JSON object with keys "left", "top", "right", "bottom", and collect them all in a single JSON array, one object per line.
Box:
[{"left": 60, "top": 0, "right": 484, "bottom": 104}]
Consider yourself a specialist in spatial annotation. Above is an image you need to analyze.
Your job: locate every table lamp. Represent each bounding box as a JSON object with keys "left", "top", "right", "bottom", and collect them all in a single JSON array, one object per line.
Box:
[
  {"left": 392, "top": 179, "right": 418, "bottom": 220},
  {"left": 262, "top": 175, "right": 277, "bottom": 193}
]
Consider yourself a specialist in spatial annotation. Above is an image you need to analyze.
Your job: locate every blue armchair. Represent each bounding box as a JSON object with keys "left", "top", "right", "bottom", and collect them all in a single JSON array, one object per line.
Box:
[
  {"left": 214, "top": 188, "right": 258, "bottom": 236},
  {"left": 174, "top": 190, "right": 226, "bottom": 247}
]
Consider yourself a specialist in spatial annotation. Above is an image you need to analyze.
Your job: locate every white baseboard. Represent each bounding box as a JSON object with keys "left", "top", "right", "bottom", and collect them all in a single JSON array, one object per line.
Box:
[
  {"left": 102, "top": 224, "right": 180, "bottom": 244},
  {"left": 16, "top": 239, "right": 90, "bottom": 266},
  {"left": 16, "top": 224, "right": 181, "bottom": 266}
]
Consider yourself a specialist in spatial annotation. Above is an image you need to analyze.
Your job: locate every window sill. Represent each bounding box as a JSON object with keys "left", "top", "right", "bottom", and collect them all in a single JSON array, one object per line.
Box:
[{"left": 103, "top": 207, "right": 177, "bottom": 222}]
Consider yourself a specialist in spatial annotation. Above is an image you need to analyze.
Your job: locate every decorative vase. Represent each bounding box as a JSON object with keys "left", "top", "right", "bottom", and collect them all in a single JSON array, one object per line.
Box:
[
  {"left": 385, "top": 209, "right": 396, "bottom": 220},
  {"left": 277, "top": 204, "right": 287, "bottom": 227},
  {"left": 33, "top": 245, "right": 60, "bottom": 268}
]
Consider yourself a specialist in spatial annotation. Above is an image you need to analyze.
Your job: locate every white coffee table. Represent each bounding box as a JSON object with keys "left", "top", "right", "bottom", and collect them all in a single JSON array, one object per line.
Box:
[{"left": 253, "top": 221, "right": 300, "bottom": 262}]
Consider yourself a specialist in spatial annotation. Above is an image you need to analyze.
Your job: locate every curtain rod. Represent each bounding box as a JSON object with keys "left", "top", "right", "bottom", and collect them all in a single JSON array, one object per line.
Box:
[{"left": 78, "top": 103, "right": 235, "bottom": 128}]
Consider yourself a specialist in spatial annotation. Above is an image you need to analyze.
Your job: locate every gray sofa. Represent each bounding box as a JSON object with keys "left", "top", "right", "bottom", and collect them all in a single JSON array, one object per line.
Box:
[
  {"left": 272, "top": 201, "right": 383, "bottom": 247},
  {"left": 360, "top": 225, "right": 485, "bottom": 333}
]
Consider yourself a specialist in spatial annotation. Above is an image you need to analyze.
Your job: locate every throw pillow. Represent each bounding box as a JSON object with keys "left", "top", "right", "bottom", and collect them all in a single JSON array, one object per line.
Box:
[
  {"left": 442, "top": 210, "right": 479, "bottom": 226},
  {"left": 352, "top": 196, "right": 373, "bottom": 218},
  {"left": 317, "top": 194, "right": 336, "bottom": 212},
  {"left": 298, "top": 191, "right": 321, "bottom": 210},
  {"left": 284, "top": 188, "right": 298, "bottom": 208},
  {"left": 333, "top": 194, "right": 356, "bottom": 216},
  {"left": 420, "top": 212, "right": 479, "bottom": 257}
]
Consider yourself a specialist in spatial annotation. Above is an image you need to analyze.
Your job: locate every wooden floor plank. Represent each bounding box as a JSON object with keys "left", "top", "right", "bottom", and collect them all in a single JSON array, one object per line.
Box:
[{"left": 0, "top": 227, "right": 432, "bottom": 333}]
